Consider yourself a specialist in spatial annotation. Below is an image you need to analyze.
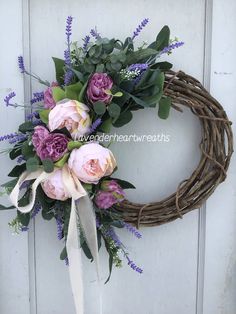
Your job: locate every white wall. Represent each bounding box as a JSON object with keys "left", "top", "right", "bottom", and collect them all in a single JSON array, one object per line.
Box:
[{"left": 0, "top": 1, "right": 235, "bottom": 314}]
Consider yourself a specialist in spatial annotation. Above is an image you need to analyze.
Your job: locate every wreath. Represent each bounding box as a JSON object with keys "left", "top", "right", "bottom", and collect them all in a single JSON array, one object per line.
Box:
[{"left": 1, "top": 16, "right": 233, "bottom": 312}]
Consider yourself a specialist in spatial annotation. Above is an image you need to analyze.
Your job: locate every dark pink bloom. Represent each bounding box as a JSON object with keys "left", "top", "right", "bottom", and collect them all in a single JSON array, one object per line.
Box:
[
  {"left": 101, "top": 180, "right": 125, "bottom": 195},
  {"left": 37, "top": 133, "right": 69, "bottom": 162},
  {"left": 44, "top": 82, "right": 58, "bottom": 109},
  {"left": 95, "top": 191, "right": 118, "bottom": 209},
  {"left": 87, "top": 73, "right": 113, "bottom": 104},
  {"left": 32, "top": 126, "right": 49, "bottom": 149}
]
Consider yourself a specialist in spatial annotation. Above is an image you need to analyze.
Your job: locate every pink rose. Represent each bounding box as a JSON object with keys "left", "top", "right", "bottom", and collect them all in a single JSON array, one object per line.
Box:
[
  {"left": 44, "top": 82, "right": 58, "bottom": 109},
  {"left": 87, "top": 73, "right": 113, "bottom": 104},
  {"left": 41, "top": 169, "right": 70, "bottom": 201},
  {"left": 48, "top": 100, "right": 91, "bottom": 139},
  {"left": 95, "top": 191, "right": 118, "bottom": 209},
  {"left": 32, "top": 126, "right": 49, "bottom": 149},
  {"left": 68, "top": 143, "right": 116, "bottom": 184}
]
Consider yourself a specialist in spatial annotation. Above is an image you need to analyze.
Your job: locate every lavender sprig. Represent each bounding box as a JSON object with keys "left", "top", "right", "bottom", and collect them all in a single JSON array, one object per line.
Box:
[
  {"left": 65, "top": 16, "right": 73, "bottom": 43},
  {"left": 17, "top": 155, "right": 25, "bottom": 164},
  {"left": 0, "top": 132, "right": 18, "bottom": 142},
  {"left": 104, "top": 227, "right": 122, "bottom": 248},
  {"left": 89, "top": 118, "right": 102, "bottom": 134},
  {"left": 64, "top": 16, "right": 73, "bottom": 86},
  {"left": 65, "top": 257, "right": 69, "bottom": 266},
  {"left": 18, "top": 56, "right": 25, "bottom": 73},
  {"left": 30, "top": 92, "right": 44, "bottom": 104},
  {"left": 56, "top": 217, "right": 63, "bottom": 240},
  {"left": 132, "top": 18, "right": 149, "bottom": 40},
  {"left": 123, "top": 222, "right": 142, "bottom": 239},
  {"left": 90, "top": 27, "right": 101, "bottom": 40},
  {"left": 31, "top": 202, "right": 42, "bottom": 219},
  {"left": 82, "top": 35, "right": 90, "bottom": 52},
  {"left": 126, "top": 255, "right": 143, "bottom": 274},
  {"left": 161, "top": 41, "right": 184, "bottom": 54},
  {"left": 4, "top": 92, "right": 16, "bottom": 107},
  {"left": 8, "top": 133, "right": 27, "bottom": 144}
]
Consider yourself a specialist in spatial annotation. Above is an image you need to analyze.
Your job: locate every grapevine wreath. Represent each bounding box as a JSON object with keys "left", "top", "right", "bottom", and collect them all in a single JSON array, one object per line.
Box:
[{"left": 1, "top": 16, "right": 233, "bottom": 312}]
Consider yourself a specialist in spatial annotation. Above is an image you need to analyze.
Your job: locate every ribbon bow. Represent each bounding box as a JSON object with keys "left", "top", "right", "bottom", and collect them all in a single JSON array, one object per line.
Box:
[{"left": 9, "top": 164, "right": 100, "bottom": 314}]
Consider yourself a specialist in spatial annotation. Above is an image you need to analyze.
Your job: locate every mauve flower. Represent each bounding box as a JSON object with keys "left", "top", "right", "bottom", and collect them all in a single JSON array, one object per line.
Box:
[
  {"left": 87, "top": 73, "right": 113, "bottom": 104},
  {"left": 41, "top": 169, "right": 70, "bottom": 201},
  {"left": 48, "top": 100, "right": 91, "bottom": 139},
  {"left": 95, "top": 191, "right": 117, "bottom": 209},
  {"left": 32, "top": 126, "right": 49, "bottom": 149},
  {"left": 101, "top": 180, "right": 125, "bottom": 195},
  {"left": 68, "top": 143, "right": 116, "bottom": 184},
  {"left": 44, "top": 82, "right": 58, "bottom": 109},
  {"left": 37, "top": 133, "right": 69, "bottom": 162}
]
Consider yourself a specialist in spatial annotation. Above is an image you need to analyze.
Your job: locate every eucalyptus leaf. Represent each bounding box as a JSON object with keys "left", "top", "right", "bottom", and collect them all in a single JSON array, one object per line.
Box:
[
  {"left": 108, "top": 103, "right": 121, "bottom": 118},
  {"left": 26, "top": 157, "right": 40, "bottom": 172},
  {"left": 113, "top": 110, "right": 133, "bottom": 127},
  {"left": 42, "top": 159, "right": 54, "bottom": 173},
  {"left": 158, "top": 96, "right": 172, "bottom": 119},
  {"left": 93, "top": 102, "right": 107, "bottom": 115}
]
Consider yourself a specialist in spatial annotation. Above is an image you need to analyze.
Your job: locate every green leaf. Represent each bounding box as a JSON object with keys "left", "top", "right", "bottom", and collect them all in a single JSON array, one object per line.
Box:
[
  {"left": 54, "top": 153, "right": 69, "bottom": 168},
  {"left": 150, "top": 61, "right": 173, "bottom": 71},
  {"left": 17, "top": 211, "right": 30, "bottom": 226},
  {"left": 0, "top": 204, "right": 15, "bottom": 210},
  {"left": 81, "top": 241, "right": 93, "bottom": 260},
  {"left": 42, "top": 159, "right": 54, "bottom": 173},
  {"left": 52, "top": 57, "right": 65, "bottom": 85},
  {"left": 126, "top": 48, "right": 157, "bottom": 64},
  {"left": 93, "top": 102, "right": 107, "bottom": 115},
  {"left": 8, "top": 164, "right": 26, "bottom": 177},
  {"left": 26, "top": 157, "right": 40, "bottom": 172},
  {"left": 104, "top": 240, "right": 113, "bottom": 284},
  {"left": 65, "top": 82, "right": 83, "bottom": 100},
  {"left": 78, "top": 81, "right": 88, "bottom": 102},
  {"left": 158, "top": 96, "right": 172, "bottom": 119},
  {"left": 107, "top": 103, "right": 121, "bottom": 118},
  {"left": 60, "top": 247, "right": 67, "bottom": 260},
  {"left": 113, "top": 110, "right": 133, "bottom": 127},
  {"left": 9, "top": 147, "right": 22, "bottom": 160},
  {"left": 129, "top": 94, "right": 148, "bottom": 107},
  {"left": 19, "top": 121, "right": 34, "bottom": 133},
  {"left": 155, "top": 25, "right": 170, "bottom": 51},
  {"left": 39, "top": 109, "right": 50, "bottom": 124},
  {"left": 21, "top": 141, "right": 34, "bottom": 159},
  {"left": 42, "top": 210, "right": 54, "bottom": 220},
  {"left": 52, "top": 86, "right": 66, "bottom": 102},
  {"left": 100, "top": 118, "right": 112, "bottom": 133},
  {"left": 67, "top": 141, "right": 83, "bottom": 151}
]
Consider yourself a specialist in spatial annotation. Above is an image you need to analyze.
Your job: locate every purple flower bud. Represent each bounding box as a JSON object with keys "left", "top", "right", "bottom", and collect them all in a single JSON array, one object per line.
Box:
[
  {"left": 18, "top": 56, "right": 25, "bottom": 73},
  {"left": 4, "top": 92, "right": 16, "bottom": 106},
  {"left": 132, "top": 18, "right": 149, "bottom": 40}
]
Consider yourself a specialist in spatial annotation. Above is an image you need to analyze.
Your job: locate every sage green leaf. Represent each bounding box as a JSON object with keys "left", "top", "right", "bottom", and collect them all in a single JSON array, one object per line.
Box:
[
  {"left": 8, "top": 164, "right": 26, "bottom": 177},
  {"left": 60, "top": 247, "right": 67, "bottom": 260},
  {"left": 52, "top": 86, "right": 66, "bottom": 102},
  {"left": 93, "top": 102, "right": 107, "bottom": 115},
  {"left": 39, "top": 109, "right": 50, "bottom": 124},
  {"left": 65, "top": 82, "right": 83, "bottom": 100},
  {"left": 126, "top": 48, "right": 157, "bottom": 64},
  {"left": 113, "top": 110, "right": 133, "bottom": 127},
  {"left": 26, "top": 157, "right": 40, "bottom": 172},
  {"left": 52, "top": 57, "right": 65, "bottom": 85},
  {"left": 158, "top": 96, "right": 172, "bottom": 119},
  {"left": 100, "top": 118, "right": 112, "bottom": 133},
  {"left": 42, "top": 159, "right": 54, "bottom": 173},
  {"left": 108, "top": 103, "right": 121, "bottom": 118},
  {"left": 19, "top": 121, "right": 34, "bottom": 133},
  {"left": 21, "top": 141, "right": 34, "bottom": 159}
]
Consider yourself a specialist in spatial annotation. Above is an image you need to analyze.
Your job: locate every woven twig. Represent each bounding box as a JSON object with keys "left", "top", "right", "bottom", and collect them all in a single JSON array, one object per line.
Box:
[{"left": 114, "top": 70, "right": 234, "bottom": 227}]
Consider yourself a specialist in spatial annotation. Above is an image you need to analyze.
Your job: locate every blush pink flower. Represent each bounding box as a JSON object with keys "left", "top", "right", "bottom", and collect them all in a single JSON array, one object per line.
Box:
[
  {"left": 41, "top": 169, "right": 70, "bottom": 201},
  {"left": 32, "top": 126, "right": 49, "bottom": 149},
  {"left": 44, "top": 82, "right": 58, "bottom": 109},
  {"left": 37, "top": 133, "right": 69, "bottom": 161},
  {"left": 87, "top": 73, "right": 113, "bottom": 104},
  {"left": 68, "top": 143, "right": 117, "bottom": 184},
  {"left": 48, "top": 100, "right": 91, "bottom": 139}
]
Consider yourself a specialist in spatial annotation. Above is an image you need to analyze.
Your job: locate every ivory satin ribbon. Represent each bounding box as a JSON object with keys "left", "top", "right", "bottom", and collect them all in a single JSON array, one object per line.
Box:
[{"left": 9, "top": 165, "right": 100, "bottom": 314}]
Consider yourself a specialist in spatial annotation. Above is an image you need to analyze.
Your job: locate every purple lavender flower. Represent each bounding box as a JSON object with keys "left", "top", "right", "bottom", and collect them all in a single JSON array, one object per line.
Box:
[
  {"left": 89, "top": 118, "right": 102, "bottom": 134},
  {"left": 56, "top": 218, "right": 63, "bottom": 240},
  {"left": 31, "top": 92, "right": 44, "bottom": 104},
  {"left": 21, "top": 226, "right": 29, "bottom": 232},
  {"left": 18, "top": 56, "right": 25, "bottom": 73},
  {"left": 161, "top": 41, "right": 184, "bottom": 54},
  {"left": 31, "top": 202, "right": 41, "bottom": 219},
  {"left": 65, "top": 257, "right": 69, "bottom": 266},
  {"left": 90, "top": 27, "right": 101, "bottom": 40},
  {"left": 26, "top": 111, "right": 40, "bottom": 120},
  {"left": 123, "top": 222, "right": 142, "bottom": 239},
  {"left": 128, "top": 63, "right": 148, "bottom": 72},
  {"left": 0, "top": 132, "right": 18, "bottom": 142},
  {"left": 105, "top": 227, "right": 122, "bottom": 247},
  {"left": 82, "top": 35, "right": 90, "bottom": 52},
  {"left": 17, "top": 155, "right": 25, "bottom": 164},
  {"left": 65, "top": 16, "right": 73, "bottom": 43},
  {"left": 4, "top": 92, "right": 16, "bottom": 107},
  {"left": 8, "top": 133, "right": 27, "bottom": 144},
  {"left": 126, "top": 255, "right": 143, "bottom": 274},
  {"left": 132, "top": 18, "right": 149, "bottom": 40}
]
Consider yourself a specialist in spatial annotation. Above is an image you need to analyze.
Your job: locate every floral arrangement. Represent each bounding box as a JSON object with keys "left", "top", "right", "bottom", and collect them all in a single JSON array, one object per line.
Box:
[{"left": 1, "top": 17, "right": 184, "bottom": 284}]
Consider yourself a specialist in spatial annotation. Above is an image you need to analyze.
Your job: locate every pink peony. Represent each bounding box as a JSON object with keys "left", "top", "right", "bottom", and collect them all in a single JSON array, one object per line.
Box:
[
  {"left": 87, "top": 73, "right": 113, "bottom": 104},
  {"left": 41, "top": 169, "right": 70, "bottom": 201},
  {"left": 95, "top": 191, "right": 117, "bottom": 209},
  {"left": 68, "top": 142, "right": 116, "bottom": 184},
  {"left": 32, "top": 126, "right": 49, "bottom": 149},
  {"left": 48, "top": 100, "right": 91, "bottom": 139},
  {"left": 36, "top": 133, "right": 69, "bottom": 161},
  {"left": 44, "top": 82, "right": 58, "bottom": 109}
]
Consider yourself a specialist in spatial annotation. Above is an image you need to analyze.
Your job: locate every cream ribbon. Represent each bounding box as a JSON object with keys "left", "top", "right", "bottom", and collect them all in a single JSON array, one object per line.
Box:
[{"left": 9, "top": 165, "right": 100, "bottom": 314}]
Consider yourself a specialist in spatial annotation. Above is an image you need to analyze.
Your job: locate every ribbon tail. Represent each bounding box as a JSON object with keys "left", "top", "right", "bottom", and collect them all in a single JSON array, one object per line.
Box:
[{"left": 66, "top": 199, "right": 84, "bottom": 314}]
